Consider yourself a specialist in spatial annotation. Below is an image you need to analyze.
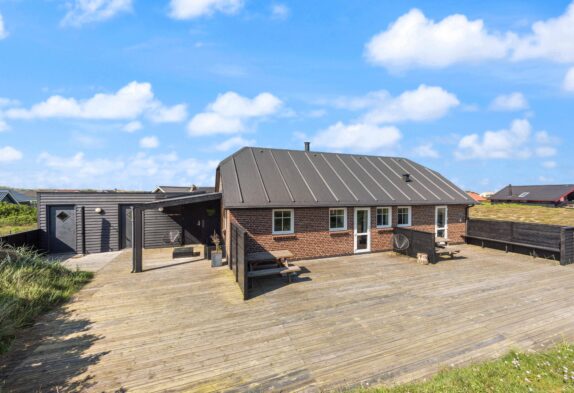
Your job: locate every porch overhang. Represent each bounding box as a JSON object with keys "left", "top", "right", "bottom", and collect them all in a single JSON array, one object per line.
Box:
[{"left": 132, "top": 192, "right": 222, "bottom": 273}]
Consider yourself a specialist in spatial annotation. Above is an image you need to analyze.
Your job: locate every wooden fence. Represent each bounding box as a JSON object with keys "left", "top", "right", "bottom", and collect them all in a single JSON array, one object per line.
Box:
[
  {"left": 393, "top": 227, "right": 437, "bottom": 263},
  {"left": 229, "top": 222, "right": 248, "bottom": 299},
  {"left": 0, "top": 229, "right": 41, "bottom": 249},
  {"left": 466, "top": 219, "right": 574, "bottom": 265}
]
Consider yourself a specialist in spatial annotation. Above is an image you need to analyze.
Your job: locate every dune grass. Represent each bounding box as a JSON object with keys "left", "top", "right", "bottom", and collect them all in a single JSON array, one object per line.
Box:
[
  {"left": 0, "top": 246, "right": 92, "bottom": 354},
  {"left": 353, "top": 344, "right": 574, "bottom": 393},
  {"left": 470, "top": 202, "right": 574, "bottom": 226}
]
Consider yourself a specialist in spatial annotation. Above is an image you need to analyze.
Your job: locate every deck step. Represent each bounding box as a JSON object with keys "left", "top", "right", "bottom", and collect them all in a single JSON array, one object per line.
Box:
[{"left": 173, "top": 245, "right": 204, "bottom": 259}]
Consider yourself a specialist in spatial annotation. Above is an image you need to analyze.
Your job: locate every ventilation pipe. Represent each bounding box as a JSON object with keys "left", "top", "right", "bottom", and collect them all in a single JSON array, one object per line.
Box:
[
  {"left": 402, "top": 174, "right": 412, "bottom": 182},
  {"left": 304, "top": 141, "right": 310, "bottom": 152},
  {"left": 508, "top": 184, "right": 513, "bottom": 196}
]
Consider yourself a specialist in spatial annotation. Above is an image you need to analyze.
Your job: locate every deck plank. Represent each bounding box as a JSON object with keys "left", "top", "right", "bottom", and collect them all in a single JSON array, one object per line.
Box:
[{"left": 2, "top": 246, "right": 574, "bottom": 392}]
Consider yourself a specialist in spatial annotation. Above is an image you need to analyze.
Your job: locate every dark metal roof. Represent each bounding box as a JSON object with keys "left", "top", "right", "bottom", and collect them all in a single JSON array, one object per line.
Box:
[
  {"left": 491, "top": 184, "right": 574, "bottom": 203},
  {"left": 0, "top": 190, "right": 33, "bottom": 204},
  {"left": 218, "top": 147, "right": 473, "bottom": 208},
  {"left": 136, "top": 192, "right": 222, "bottom": 210},
  {"left": 0, "top": 191, "right": 17, "bottom": 204}
]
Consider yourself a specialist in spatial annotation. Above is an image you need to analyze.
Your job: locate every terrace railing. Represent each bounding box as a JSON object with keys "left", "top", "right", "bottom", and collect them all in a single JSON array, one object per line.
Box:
[{"left": 0, "top": 229, "right": 41, "bottom": 250}]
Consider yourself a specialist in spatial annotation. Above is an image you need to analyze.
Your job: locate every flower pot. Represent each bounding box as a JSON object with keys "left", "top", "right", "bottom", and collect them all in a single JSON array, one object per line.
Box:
[{"left": 211, "top": 252, "right": 223, "bottom": 267}]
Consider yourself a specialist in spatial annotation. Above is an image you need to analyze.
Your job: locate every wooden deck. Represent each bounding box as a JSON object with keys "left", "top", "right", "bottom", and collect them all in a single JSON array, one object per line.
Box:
[{"left": 3, "top": 246, "right": 574, "bottom": 392}]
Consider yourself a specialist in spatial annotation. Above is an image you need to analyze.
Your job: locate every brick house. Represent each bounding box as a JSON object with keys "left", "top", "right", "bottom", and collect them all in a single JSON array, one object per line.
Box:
[{"left": 216, "top": 146, "right": 473, "bottom": 261}]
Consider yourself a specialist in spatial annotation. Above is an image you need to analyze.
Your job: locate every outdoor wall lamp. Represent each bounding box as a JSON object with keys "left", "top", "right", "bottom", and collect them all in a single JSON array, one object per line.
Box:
[
  {"left": 158, "top": 207, "right": 164, "bottom": 212},
  {"left": 94, "top": 207, "right": 103, "bottom": 214}
]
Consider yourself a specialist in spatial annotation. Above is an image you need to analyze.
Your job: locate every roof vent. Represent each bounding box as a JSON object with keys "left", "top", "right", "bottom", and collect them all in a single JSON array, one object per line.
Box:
[
  {"left": 402, "top": 173, "right": 412, "bottom": 183},
  {"left": 304, "top": 141, "right": 310, "bottom": 152}
]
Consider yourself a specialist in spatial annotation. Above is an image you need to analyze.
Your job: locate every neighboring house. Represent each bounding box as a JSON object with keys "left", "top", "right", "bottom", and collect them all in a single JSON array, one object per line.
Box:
[
  {"left": 153, "top": 185, "right": 215, "bottom": 193},
  {"left": 0, "top": 189, "right": 36, "bottom": 205},
  {"left": 480, "top": 192, "right": 495, "bottom": 199},
  {"left": 38, "top": 144, "right": 473, "bottom": 259},
  {"left": 491, "top": 184, "right": 574, "bottom": 207},
  {"left": 466, "top": 191, "right": 487, "bottom": 203}
]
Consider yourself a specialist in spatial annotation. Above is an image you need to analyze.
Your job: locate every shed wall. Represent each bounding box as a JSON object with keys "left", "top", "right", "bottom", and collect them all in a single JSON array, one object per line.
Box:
[{"left": 38, "top": 193, "right": 185, "bottom": 254}]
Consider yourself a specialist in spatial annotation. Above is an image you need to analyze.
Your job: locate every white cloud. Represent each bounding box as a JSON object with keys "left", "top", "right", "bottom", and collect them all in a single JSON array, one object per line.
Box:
[
  {"left": 455, "top": 119, "right": 533, "bottom": 160},
  {"left": 122, "top": 120, "right": 142, "bottom": 133},
  {"left": 148, "top": 104, "right": 187, "bottom": 123},
  {"left": 187, "top": 91, "right": 283, "bottom": 136},
  {"left": 32, "top": 151, "right": 218, "bottom": 189},
  {"left": 512, "top": 3, "right": 574, "bottom": 63},
  {"left": 312, "top": 122, "right": 401, "bottom": 152},
  {"left": 139, "top": 136, "right": 159, "bottom": 149},
  {"left": 61, "top": 0, "right": 132, "bottom": 27},
  {"left": 3, "top": 81, "right": 186, "bottom": 124},
  {"left": 0, "top": 119, "right": 9, "bottom": 132},
  {"left": 362, "top": 85, "right": 459, "bottom": 124},
  {"left": 489, "top": 92, "right": 528, "bottom": 111},
  {"left": 0, "top": 98, "right": 18, "bottom": 107},
  {"left": 365, "top": 2, "right": 574, "bottom": 70},
  {"left": 271, "top": 4, "right": 290, "bottom": 20},
  {"left": 169, "top": 0, "right": 243, "bottom": 20},
  {"left": 535, "top": 131, "right": 552, "bottom": 143},
  {"left": 536, "top": 146, "right": 557, "bottom": 157},
  {"left": 0, "top": 146, "right": 22, "bottom": 162},
  {"left": 0, "top": 13, "right": 8, "bottom": 40},
  {"left": 564, "top": 67, "right": 574, "bottom": 92},
  {"left": 365, "top": 9, "right": 511, "bottom": 69},
  {"left": 413, "top": 143, "right": 439, "bottom": 158},
  {"left": 542, "top": 160, "right": 557, "bottom": 169},
  {"left": 323, "top": 85, "right": 459, "bottom": 124},
  {"left": 215, "top": 136, "right": 255, "bottom": 152}
]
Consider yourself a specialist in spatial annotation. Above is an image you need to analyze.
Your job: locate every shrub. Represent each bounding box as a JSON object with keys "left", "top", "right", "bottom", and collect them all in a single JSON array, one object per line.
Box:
[{"left": 0, "top": 245, "right": 92, "bottom": 353}]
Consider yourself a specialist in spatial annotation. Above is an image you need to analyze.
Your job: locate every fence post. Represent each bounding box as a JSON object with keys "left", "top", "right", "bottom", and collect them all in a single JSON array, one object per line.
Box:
[{"left": 560, "top": 227, "right": 574, "bottom": 265}]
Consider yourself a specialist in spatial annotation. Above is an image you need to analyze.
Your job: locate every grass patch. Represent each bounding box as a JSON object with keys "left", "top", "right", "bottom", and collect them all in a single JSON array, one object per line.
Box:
[
  {"left": 0, "top": 224, "right": 37, "bottom": 237},
  {"left": 353, "top": 343, "right": 574, "bottom": 392},
  {"left": 470, "top": 203, "right": 574, "bottom": 226},
  {"left": 0, "top": 202, "right": 37, "bottom": 236},
  {"left": 0, "top": 246, "right": 92, "bottom": 354}
]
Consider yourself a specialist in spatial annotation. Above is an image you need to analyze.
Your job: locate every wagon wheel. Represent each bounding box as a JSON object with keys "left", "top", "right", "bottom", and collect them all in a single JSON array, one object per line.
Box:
[{"left": 392, "top": 233, "right": 410, "bottom": 251}]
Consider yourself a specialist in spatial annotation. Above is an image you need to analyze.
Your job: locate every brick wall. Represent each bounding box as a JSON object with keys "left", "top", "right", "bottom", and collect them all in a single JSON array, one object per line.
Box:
[{"left": 228, "top": 205, "right": 467, "bottom": 260}]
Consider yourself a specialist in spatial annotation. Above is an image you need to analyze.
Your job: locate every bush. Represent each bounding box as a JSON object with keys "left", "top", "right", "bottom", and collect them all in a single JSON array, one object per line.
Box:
[
  {"left": 0, "top": 245, "right": 92, "bottom": 353},
  {"left": 0, "top": 202, "right": 37, "bottom": 227}
]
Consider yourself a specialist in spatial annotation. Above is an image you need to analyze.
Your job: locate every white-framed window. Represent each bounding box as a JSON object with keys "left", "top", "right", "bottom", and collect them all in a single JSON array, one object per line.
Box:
[
  {"left": 272, "top": 209, "right": 294, "bottom": 234},
  {"left": 329, "top": 208, "right": 347, "bottom": 231},
  {"left": 376, "top": 207, "right": 392, "bottom": 228},
  {"left": 397, "top": 206, "right": 412, "bottom": 227}
]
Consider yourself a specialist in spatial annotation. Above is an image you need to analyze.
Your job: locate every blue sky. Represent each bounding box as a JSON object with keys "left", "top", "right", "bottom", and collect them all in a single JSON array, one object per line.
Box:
[{"left": 0, "top": 0, "right": 573, "bottom": 192}]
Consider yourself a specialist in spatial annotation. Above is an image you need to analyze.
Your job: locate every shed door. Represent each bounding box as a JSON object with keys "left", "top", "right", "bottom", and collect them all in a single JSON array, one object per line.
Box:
[
  {"left": 120, "top": 205, "right": 134, "bottom": 249},
  {"left": 49, "top": 205, "right": 76, "bottom": 253}
]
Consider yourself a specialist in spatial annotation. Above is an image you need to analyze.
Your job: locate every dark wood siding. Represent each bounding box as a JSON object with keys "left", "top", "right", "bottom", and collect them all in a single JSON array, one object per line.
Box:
[{"left": 38, "top": 192, "right": 185, "bottom": 254}]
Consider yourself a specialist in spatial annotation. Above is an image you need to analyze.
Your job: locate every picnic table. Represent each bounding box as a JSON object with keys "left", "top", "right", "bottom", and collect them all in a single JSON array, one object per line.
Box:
[
  {"left": 246, "top": 250, "right": 300, "bottom": 283},
  {"left": 435, "top": 237, "right": 461, "bottom": 258}
]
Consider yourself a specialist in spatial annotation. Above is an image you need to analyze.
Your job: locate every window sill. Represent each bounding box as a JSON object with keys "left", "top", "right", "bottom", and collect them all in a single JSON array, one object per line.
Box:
[
  {"left": 272, "top": 233, "right": 297, "bottom": 240},
  {"left": 329, "top": 230, "right": 351, "bottom": 236},
  {"left": 376, "top": 227, "right": 393, "bottom": 233}
]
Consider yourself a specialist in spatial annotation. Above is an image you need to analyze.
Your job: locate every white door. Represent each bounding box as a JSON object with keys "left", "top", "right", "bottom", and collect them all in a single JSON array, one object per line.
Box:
[
  {"left": 354, "top": 208, "right": 371, "bottom": 253},
  {"left": 435, "top": 206, "right": 448, "bottom": 239}
]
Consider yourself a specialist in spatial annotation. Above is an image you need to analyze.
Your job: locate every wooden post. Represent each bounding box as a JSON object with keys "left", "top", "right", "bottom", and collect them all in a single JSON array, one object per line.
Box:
[
  {"left": 560, "top": 227, "right": 574, "bottom": 266},
  {"left": 132, "top": 207, "right": 144, "bottom": 273}
]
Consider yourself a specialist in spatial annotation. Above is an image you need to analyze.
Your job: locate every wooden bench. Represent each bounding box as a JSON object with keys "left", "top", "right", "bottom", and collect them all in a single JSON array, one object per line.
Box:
[
  {"left": 247, "top": 265, "right": 301, "bottom": 282},
  {"left": 435, "top": 246, "right": 461, "bottom": 259},
  {"left": 463, "top": 235, "right": 560, "bottom": 256}
]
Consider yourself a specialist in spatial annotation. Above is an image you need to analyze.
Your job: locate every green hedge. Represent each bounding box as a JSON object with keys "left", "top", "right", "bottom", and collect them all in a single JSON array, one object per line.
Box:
[{"left": 0, "top": 203, "right": 37, "bottom": 227}]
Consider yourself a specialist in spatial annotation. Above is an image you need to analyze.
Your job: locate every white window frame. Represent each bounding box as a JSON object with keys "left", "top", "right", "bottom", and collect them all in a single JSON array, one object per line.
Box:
[
  {"left": 435, "top": 205, "right": 448, "bottom": 239},
  {"left": 329, "top": 207, "right": 347, "bottom": 231},
  {"left": 397, "top": 206, "right": 412, "bottom": 227},
  {"left": 272, "top": 209, "right": 294, "bottom": 235},
  {"left": 376, "top": 207, "right": 392, "bottom": 228}
]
